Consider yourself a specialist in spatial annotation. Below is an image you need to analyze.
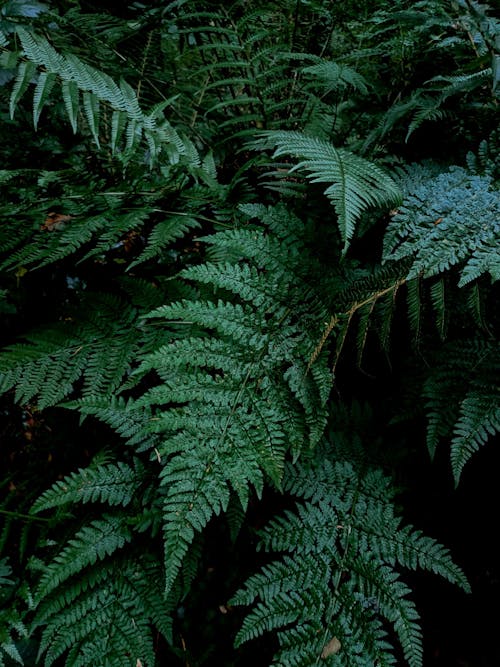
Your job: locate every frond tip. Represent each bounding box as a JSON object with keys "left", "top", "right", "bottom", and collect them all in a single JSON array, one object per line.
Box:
[
  {"left": 254, "top": 130, "right": 401, "bottom": 254},
  {"left": 423, "top": 340, "right": 500, "bottom": 484}
]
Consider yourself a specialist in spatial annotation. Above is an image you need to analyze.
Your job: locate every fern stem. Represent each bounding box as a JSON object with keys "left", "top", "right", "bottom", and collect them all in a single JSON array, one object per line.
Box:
[
  {"left": 309, "top": 279, "right": 406, "bottom": 373},
  {"left": 308, "top": 314, "right": 339, "bottom": 370},
  {"left": 0, "top": 508, "right": 49, "bottom": 523},
  {"left": 314, "top": 464, "right": 365, "bottom": 665},
  {"left": 136, "top": 30, "right": 154, "bottom": 102},
  {"left": 290, "top": 0, "right": 301, "bottom": 51}
]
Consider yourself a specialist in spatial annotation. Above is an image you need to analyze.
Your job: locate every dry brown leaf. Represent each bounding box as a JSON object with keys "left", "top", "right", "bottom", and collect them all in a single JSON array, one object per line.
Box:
[
  {"left": 41, "top": 212, "right": 74, "bottom": 231},
  {"left": 321, "top": 636, "right": 341, "bottom": 658}
]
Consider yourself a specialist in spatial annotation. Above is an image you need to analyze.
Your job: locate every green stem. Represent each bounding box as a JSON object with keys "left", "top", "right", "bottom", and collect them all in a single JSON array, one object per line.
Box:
[{"left": 0, "top": 508, "right": 49, "bottom": 523}]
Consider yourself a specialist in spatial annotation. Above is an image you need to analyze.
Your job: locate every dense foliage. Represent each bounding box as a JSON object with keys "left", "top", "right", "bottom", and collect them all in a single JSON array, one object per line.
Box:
[{"left": 0, "top": 0, "right": 498, "bottom": 664}]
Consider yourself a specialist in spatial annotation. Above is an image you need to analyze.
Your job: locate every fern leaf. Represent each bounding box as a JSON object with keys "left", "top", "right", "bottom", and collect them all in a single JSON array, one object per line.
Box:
[
  {"left": 61, "top": 79, "right": 79, "bottom": 133},
  {"left": 0, "top": 292, "right": 145, "bottom": 408},
  {"left": 233, "top": 438, "right": 468, "bottom": 666},
  {"left": 14, "top": 26, "right": 190, "bottom": 165},
  {"left": 161, "top": 449, "right": 233, "bottom": 595},
  {"left": 36, "top": 516, "right": 133, "bottom": 599},
  {"left": 430, "top": 278, "right": 447, "bottom": 340},
  {"left": 383, "top": 165, "right": 500, "bottom": 286},
  {"left": 350, "top": 559, "right": 423, "bottom": 667},
  {"left": 303, "top": 60, "right": 370, "bottom": 95},
  {"left": 32, "top": 461, "right": 143, "bottom": 513},
  {"left": 9, "top": 60, "right": 36, "bottom": 118},
  {"left": 255, "top": 130, "right": 401, "bottom": 254},
  {"left": 406, "top": 278, "right": 422, "bottom": 344},
  {"left": 405, "top": 96, "right": 448, "bottom": 141},
  {"left": 32, "top": 71, "right": 56, "bottom": 130},
  {"left": 0, "top": 558, "right": 28, "bottom": 666},
  {"left": 451, "top": 393, "right": 500, "bottom": 484},
  {"left": 423, "top": 340, "right": 498, "bottom": 477},
  {"left": 35, "top": 557, "right": 163, "bottom": 667},
  {"left": 82, "top": 91, "right": 100, "bottom": 148},
  {"left": 110, "top": 108, "right": 127, "bottom": 153},
  {"left": 128, "top": 215, "right": 201, "bottom": 269},
  {"left": 131, "top": 206, "right": 332, "bottom": 594},
  {"left": 67, "top": 396, "right": 162, "bottom": 452}
]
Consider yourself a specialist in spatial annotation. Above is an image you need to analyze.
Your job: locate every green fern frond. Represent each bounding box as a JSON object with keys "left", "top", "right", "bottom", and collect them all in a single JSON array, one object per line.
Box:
[
  {"left": 128, "top": 214, "right": 201, "bottom": 269},
  {"left": 1, "top": 216, "right": 104, "bottom": 271},
  {"left": 349, "top": 559, "right": 423, "bottom": 667},
  {"left": 9, "top": 61, "right": 37, "bottom": 119},
  {"left": 36, "top": 515, "right": 133, "bottom": 600},
  {"left": 458, "top": 239, "right": 500, "bottom": 287},
  {"left": 429, "top": 278, "right": 447, "bottom": 340},
  {"left": 430, "top": 68, "right": 494, "bottom": 100},
  {"left": 254, "top": 131, "right": 401, "bottom": 254},
  {"left": 0, "top": 558, "right": 28, "bottom": 667},
  {"left": 32, "top": 460, "right": 144, "bottom": 514},
  {"left": 423, "top": 339, "right": 499, "bottom": 480},
  {"left": 0, "top": 294, "right": 142, "bottom": 408},
  {"left": 131, "top": 204, "right": 332, "bottom": 593},
  {"left": 233, "top": 440, "right": 468, "bottom": 666},
  {"left": 303, "top": 60, "right": 370, "bottom": 95},
  {"left": 405, "top": 96, "right": 449, "bottom": 141},
  {"left": 66, "top": 396, "right": 162, "bottom": 453},
  {"left": 34, "top": 555, "right": 168, "bottom": 667},
  {"left": 451, "top": 391, "right": 500, "bottom": 484},
  {"left": 406, "top": 279, "right": 422, "bottom": 344},
  {"left": 383, "top": 164, "right": 500, "bottom": 285},
  {"left": 0, "top": 176, "right": 201, "bottom": 273},
  {"left": 11, "top": 27, "right": 188, "bottom": 165}
]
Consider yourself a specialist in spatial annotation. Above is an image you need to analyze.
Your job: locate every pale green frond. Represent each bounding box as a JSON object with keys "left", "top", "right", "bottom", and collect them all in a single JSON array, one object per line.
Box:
[{"left": 255, "top": 131, "right": 401, "bottom": 254}]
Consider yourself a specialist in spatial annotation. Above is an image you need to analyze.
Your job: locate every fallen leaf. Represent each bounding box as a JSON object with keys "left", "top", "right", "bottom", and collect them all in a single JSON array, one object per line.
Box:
[
  {"left": 321, "top": 637, "right": 341, "bottom": 658},
  {"left": 41, "top": 212, "right": 74, "bottom": 231}
]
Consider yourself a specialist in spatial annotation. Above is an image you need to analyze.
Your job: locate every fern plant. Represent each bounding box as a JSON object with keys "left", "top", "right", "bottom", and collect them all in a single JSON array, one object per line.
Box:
[
  {"left": 0, "top": 291, "right": 164, "bottom": 408},
  {"left": 233, "top": 434, "right": 469, "bottom": 666},
  {"left": 78, "top": 203, "right": 333, "bottom": 598},
  {"left": 6, "top": 26, "right": 188, "bottom": 164},
  {"left": 1, "top": 0, "right": 496, "bottom": 664},
  {"left": 382, "top": 160, "right": 499, "bottom": 483},
  {"left": 32, "top": 529, "right": 169, "bottom": 667},
  {"left": 356, "top": 0, "right": 500, "bottom": 147},
  {"left": 6, "top": 200, "right": 332, "bottom": 665}
]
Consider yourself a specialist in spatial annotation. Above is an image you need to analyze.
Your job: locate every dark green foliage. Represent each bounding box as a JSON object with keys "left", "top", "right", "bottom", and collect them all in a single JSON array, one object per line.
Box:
[
  {"left": 233, "top": 438, "right": 469, "bottom": 666},
  {"left": 0, "top": 0, "right": 498, "bottom": 664},
  {"left": 9, "top": 27, "right": 188, "bottom": 164},
  {"left": 0, "top": 294, "right": 143, "bottom": 408},
  {"left": 0, "top": 557, "right": 28, "bottom": 666},
  {"left": 33, "top": 554, "right": 169, "bottom": 667},
  {"left": 31, "top": 460, "right": 144, "bottom": 513},
  {"left": 424, "top": 339, "right": 500, "bottom": 484}
]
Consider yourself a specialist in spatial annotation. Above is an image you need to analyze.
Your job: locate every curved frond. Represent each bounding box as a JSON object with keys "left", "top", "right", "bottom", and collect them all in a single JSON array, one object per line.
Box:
[{"left": 255, "top": 130, "right": 401, "bottom": 254}]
